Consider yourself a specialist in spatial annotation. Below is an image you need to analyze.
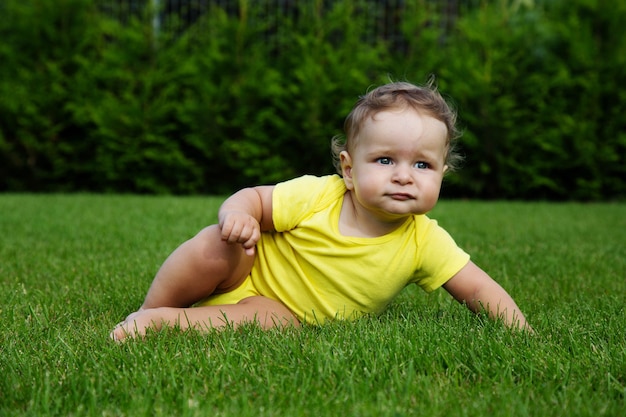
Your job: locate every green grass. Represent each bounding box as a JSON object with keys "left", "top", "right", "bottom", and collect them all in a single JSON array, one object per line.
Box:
[{"left": 1, "top": 194, "right": 624, "bottom": 416}]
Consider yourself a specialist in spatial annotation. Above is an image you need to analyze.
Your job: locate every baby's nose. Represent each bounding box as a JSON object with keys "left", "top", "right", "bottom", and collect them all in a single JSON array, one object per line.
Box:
[{"left": 392, "top": 165, "right": 413, "bottom": 183}]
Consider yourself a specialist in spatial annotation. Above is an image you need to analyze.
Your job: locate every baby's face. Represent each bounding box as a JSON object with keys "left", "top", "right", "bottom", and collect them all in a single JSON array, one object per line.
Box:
[{"left": 341, "top": 107, "right": 448, "bottom": 221}]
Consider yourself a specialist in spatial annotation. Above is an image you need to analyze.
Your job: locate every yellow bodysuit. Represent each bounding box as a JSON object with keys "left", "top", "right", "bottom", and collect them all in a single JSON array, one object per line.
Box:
[{"left": 199, "top": 175, "right": 470, "bottom": 324}]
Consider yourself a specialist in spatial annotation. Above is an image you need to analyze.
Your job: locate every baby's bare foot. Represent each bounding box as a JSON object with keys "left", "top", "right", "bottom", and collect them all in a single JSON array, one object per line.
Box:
[{"left": 110, "top": 309, "right": 160, "bottom": 342}]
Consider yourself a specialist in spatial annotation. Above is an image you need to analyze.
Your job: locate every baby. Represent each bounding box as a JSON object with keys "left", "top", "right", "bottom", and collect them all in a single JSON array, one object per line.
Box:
[{"left": 111, "top": 81, "right": 531, "bottom": 340}]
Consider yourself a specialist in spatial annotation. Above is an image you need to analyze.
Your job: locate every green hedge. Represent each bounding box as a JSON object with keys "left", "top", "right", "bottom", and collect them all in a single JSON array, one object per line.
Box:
[
  {"left": 1, "top": 0, "right": 624, "bottom": 199},
  {"left": 432, "top": 0, "right": 626, "bottom": 200}
]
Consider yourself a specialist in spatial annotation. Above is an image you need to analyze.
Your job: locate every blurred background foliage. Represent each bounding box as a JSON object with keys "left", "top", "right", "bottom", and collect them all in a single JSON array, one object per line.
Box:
[{"left": 0, "top": 0, "right": 624, "bottom": 199}]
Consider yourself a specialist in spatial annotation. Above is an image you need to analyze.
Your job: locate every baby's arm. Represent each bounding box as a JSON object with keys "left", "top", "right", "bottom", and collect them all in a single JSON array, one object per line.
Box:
[
  {"left": 442, "top": 261, "right": 532, "bottom": 332},
  {"left": 218, "top": 185, "right": 274, "bottom": 255}
]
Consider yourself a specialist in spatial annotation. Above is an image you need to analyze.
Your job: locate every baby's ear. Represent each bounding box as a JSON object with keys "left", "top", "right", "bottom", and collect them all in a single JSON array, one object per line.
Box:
[
  {"left": 443, "top": 164, "right": 449, "bottom": 174},
  {"left": 340, "top": 151, "right": 354, "bottom": 190}
]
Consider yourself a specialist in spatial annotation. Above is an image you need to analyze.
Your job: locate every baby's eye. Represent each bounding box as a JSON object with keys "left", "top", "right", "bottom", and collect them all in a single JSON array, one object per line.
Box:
[
  {"left": 377, "top": 157, "right": 392, "bottom": 165},
  {"left": 414, "top": 161, "right": 429, "bottom": 169}
]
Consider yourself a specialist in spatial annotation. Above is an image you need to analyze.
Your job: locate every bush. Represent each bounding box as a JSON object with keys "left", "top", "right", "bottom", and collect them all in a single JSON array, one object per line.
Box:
[
  {"left": 431, "top": 0, "right": 626, "bottom": 200},
  {"left": 0, "top": 0, "right": 98, "bottom": 191},
  {"left": 0, "top": 0, "right": 393, "bottom": 194},
  {"left": 0, "top": 0, "right": 624, "bottom": 200}
]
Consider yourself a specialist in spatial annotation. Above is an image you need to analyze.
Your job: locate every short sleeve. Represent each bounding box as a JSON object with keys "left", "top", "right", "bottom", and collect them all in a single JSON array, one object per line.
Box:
[
  {"left": 412, "top": 217, "right": 471, "bottom": 292},
  {"left": 272, "top": 175, "right": 345, "bottom": 232}
]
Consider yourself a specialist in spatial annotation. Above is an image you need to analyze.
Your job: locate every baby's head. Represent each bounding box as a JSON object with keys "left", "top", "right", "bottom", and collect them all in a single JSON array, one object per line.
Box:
[{"left": 332, "top": 81, "right": 462, "bottom": 174}]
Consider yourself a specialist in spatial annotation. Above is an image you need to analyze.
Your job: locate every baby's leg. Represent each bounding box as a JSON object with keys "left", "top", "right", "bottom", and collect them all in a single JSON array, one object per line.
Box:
[
  {"left": 111, "top": 296, "right": 299, "bottom": 341},
  {"left": 140, "top": 224, "right": 254, "bottom": 309},
  {"left": 111, "top": 224, "right": 257, "bottom": 339}
]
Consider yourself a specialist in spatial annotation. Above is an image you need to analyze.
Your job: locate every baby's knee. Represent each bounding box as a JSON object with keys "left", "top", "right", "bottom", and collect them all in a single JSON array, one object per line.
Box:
[
  {"left": 190, "top": 225, "right": 227, "bottom": 253},
  {"left": 195, "top": 224, "right": 222, "bottom": 241},
  {"left": 189, "top": 224, "right": 253, "bottom": 280}
]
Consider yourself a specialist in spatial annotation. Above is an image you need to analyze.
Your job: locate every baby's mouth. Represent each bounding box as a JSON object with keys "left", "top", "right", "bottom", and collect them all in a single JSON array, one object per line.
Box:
[{"left": 388, "top": 193, "right": 414, "bottom": 201}]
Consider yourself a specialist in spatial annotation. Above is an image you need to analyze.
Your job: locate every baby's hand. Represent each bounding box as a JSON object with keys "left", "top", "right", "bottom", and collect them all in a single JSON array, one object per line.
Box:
[{"left": 218, "top": 211, "right": 261, "bottom": 256}]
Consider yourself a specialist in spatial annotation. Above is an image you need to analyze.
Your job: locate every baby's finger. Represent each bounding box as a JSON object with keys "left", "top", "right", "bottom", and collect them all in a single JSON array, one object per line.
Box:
[
  {"left": 241, "top": 227, "right": 260, "bottom": 249},
  {"left": 219, "top": 217, "right": 237, "bottom": 241},
  {"left": 222, "top": 219, "right": 248, "bottom": 243}
]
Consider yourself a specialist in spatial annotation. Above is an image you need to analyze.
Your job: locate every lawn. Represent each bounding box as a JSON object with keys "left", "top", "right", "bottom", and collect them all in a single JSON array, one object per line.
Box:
[{"left": 0, "top": 194, "right": 624, "bottom": 416}]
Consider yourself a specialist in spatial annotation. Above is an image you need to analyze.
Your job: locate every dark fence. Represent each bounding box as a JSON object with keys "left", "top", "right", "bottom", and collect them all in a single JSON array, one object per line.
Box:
[{"left": 96, "top": 0, "right": 473, "bottom": 49}]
